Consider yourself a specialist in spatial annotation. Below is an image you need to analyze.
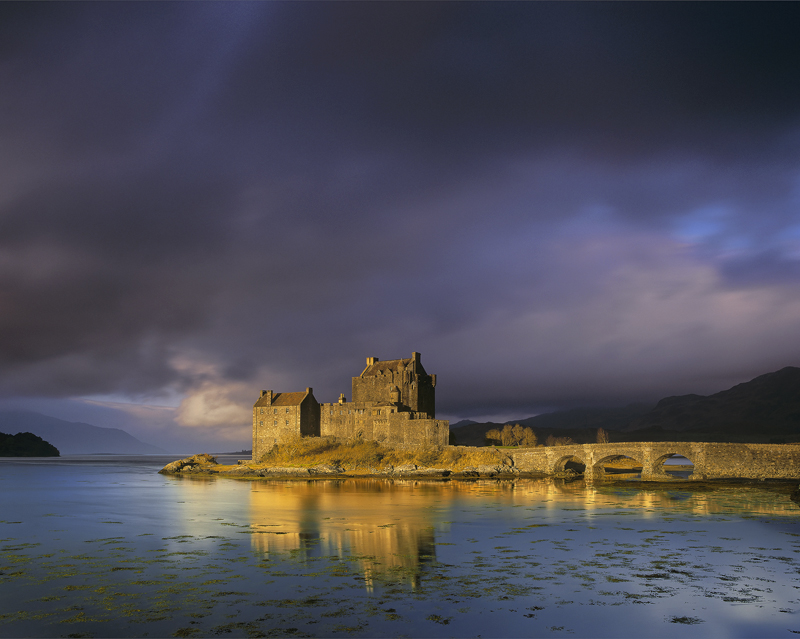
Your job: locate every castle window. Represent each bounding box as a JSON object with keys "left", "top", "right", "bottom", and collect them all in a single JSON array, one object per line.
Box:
[
  {"left": 285, "top": 419, "right": 289, "bottom": 425},
  {"left": 273, "top": 408, "right": 277, "bottom": 414},
  {"left": 260, "top": 421, "right": 263, "bottom": 426},
  {"left": 273, "top": 420, "right": 277, "bottom": 425}
]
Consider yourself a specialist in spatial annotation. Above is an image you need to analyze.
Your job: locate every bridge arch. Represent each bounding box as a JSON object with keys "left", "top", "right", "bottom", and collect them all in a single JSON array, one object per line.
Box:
[
  {"left": 593, "top": 453, "right": 644, "bottom": 479},
  {"left": 552, "top": 454, "right": 586, "bottom": 476},
  {"left": 651, "top": 451, "right": 696, "bottom": 479}
]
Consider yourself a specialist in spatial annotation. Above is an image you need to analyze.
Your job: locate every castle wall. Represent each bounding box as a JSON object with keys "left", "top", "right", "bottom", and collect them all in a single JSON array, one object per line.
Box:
[
  {"left": 253, "top": 404, "right": 302, "bottom": 460},
  {"left": 352, "top": 372, "right": 409, "bottom": 408},
  {"left": 320, "top": 402, "right": 377, "bottom": 440},
  {"left": 252, "top": 390, "right": 319, "bottom": 461},
  {"left": 378, "top": 415, "right": 448, "bottom": 448},
  {"left": 299, "top": 398, "right": 321, "bottom": 438},
  {"left": 321, "top": 402, "right": 448, "bottom": 449},
  {"left": 414, "top": 376, "right": 436, "bottom": 417},
  {"left": 350, "top": 371, "right": 435, "bottom": 416}
]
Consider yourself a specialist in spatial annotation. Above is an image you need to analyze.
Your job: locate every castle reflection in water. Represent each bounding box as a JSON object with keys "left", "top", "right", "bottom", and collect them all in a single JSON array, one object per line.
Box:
[
  {"left": 245, "top": 478, "right": 797, "bottom": 591},
  {"left": 248, "top": 479, "right": 443, "bottom": 590}
]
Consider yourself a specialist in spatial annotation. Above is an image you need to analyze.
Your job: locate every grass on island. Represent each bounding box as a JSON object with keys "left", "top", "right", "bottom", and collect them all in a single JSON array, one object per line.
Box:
[{"left": 251, "top": 437, "right": 513, "bottom": 473}]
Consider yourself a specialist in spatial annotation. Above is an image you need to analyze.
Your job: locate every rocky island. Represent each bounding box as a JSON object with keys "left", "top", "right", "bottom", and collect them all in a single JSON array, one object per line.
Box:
[
  {"left": 159, "top": 355, "right": 800, "bottom": 483},
  {"left": 159, "top": 440, "right": 538, "bottom": 478}
]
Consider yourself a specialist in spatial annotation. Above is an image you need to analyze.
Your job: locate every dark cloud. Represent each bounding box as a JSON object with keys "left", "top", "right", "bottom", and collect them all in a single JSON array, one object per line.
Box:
[{"left": 1, "top": 2, "right": 800, "bottom": 446}]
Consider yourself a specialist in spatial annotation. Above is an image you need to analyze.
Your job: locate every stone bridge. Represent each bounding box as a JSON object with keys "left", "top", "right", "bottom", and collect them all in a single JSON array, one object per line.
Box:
[{"left": 507, "top": 442, "right": 800, "bottom": 480}]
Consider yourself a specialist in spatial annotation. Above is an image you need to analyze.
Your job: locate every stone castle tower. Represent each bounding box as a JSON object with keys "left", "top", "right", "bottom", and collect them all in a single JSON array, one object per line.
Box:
[
  {"left": 352, "top": 352, "right": 436, "bottom": 416},
  {"left": 252, "top": 352, "right": 449, "bottom": 461}
]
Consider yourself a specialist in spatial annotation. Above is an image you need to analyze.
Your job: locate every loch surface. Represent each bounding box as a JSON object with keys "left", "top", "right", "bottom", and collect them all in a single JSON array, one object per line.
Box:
[{"left": 1, "top": 456, "right": 800, "bottom": 638}]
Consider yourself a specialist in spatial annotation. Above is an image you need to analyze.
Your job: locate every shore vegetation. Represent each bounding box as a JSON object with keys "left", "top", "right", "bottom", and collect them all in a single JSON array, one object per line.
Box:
[{"left": 256, "top": 436, "right": 512, "bottom": 472}]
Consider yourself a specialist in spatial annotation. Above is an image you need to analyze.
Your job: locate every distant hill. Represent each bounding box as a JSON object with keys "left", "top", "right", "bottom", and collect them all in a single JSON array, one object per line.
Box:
[
  {"left": 450, "top": 366, "right": 800, "bottom": 445},
  {"left": 0, "top": 431, "right": 60, "bottom": 457},
  {"left": 625, "top": 366, "right": 800, "bottom": 442},
  {"left": 0, "top": 411, "right": 168, "bottom": 454}
]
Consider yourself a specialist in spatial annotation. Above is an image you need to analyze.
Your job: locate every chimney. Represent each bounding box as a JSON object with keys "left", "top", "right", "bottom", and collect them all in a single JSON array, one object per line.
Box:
[
  {"left": 367, "top": 357, "right": 379, "bottom": 366},
  {"left": 306, "top": 387, "right": 313, "bottom": 394},
  {"left": 412, "top": 352, "right": 421, "bottom": 364}
]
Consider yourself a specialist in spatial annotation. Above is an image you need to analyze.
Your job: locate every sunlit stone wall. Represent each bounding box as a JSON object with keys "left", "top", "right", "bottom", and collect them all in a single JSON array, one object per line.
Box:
[{"left": 319, "top": 403, "right": 448, "bottom": 449}]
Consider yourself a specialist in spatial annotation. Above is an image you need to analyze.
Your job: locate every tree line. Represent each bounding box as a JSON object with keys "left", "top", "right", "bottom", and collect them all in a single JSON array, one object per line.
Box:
[{"left": 484, "top": 425, "right": 610, "bottom": 448}]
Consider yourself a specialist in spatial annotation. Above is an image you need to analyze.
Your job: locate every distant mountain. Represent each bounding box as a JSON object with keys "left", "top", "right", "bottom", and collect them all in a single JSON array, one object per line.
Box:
[
  {"left": 0, "top": 411, "right": 168, "bottom": 454},
  {"left": 450, "top": 419, "right": 478, "bottom": 429},
  {"left": 517, "top": 404, "right": 654, "bottom": 431},
  {"left": 450, "top": 366, "right": 800, "bottom": 445},
  {"left": 0, "top": 431, "right": 60, "bottom": 457}
]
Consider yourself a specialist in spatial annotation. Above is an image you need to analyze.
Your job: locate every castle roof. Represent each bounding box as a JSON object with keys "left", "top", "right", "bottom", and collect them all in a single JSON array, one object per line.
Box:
[
  {"left": 361, "top": 358, "right": 410, "bottom": 377},
  {"left": 360, "top": 356, "right": 427, "bottom": 377},
  {"left": 254, "top": 391, "right": 309, "bottom": 407}
]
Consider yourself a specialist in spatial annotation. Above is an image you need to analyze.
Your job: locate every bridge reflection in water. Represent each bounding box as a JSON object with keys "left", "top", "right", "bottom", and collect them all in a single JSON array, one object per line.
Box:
[{"left": 246, "top": 478, "right": 797, "bottom": 591}]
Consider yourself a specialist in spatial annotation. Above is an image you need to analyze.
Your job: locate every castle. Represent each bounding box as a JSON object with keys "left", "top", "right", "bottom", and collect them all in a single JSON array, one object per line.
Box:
[{"left": 252, "top": 352, "right": 449, "bottom": 461}]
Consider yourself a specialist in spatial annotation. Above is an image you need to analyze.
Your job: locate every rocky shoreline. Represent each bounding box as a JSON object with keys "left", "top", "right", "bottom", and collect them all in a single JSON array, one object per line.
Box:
[
  {"left": 156, "top": 455, "right": 800, "bottom": 501},
  {"left": 157, "top": 453, "right": 549, "bottom": 479}
]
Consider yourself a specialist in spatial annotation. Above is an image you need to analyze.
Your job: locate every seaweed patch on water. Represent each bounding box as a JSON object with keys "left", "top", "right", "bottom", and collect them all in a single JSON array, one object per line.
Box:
[{"left": 669, "top": 615, "right": 704, "bottom": 624}]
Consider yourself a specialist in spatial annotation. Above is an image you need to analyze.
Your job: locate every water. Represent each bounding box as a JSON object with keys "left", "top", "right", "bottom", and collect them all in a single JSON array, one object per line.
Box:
[{"left": 1, "top": 456, "right": 800, "bottom": 637}]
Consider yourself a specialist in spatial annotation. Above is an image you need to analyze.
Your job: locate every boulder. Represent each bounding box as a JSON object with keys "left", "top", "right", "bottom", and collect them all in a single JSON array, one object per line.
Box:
[
  {"left": 159, "top": 453, "right": 218, "bottom": 475},
  {"left": 475, "top": 464, "right": 507, "bottom": 476},
  {"left": 256, "top": 467, "right": 311, "bottom": 476},
  {"left": 394, "top": 465, "right": 451, "bottom": 476},
  {"left": 394, "top": 463, "right": 418, "bottom": 473},
  {"left": 456, "top": 467, "right": 480, "bottom": 477},
  {"left": 309, "top": 464, "right": 344, "bottom": 475},
  {"left": 223, "top": 466, "right": 259, "bottom": 476}
]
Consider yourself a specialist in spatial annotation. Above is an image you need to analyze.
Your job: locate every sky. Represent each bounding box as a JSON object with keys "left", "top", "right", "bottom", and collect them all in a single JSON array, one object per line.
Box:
[{"left": 1, "top": 2, "right": 800, "bottom": 452}]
